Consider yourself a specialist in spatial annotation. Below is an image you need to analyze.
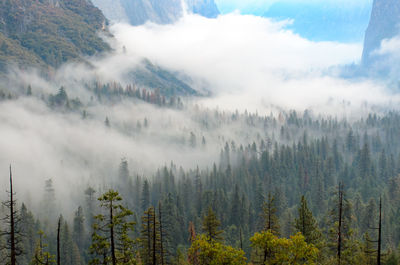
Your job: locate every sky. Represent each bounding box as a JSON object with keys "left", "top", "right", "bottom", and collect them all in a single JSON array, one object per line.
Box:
[{"left": 214, "top": 0, "right": 373, "bottom": 42}]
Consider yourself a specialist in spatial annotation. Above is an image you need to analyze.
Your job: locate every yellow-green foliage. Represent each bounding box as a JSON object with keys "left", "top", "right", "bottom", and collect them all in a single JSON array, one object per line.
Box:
[
  {"left": 188, "top": 235, "right": 247, "bottom": 265},
  {"left": 250, "top": 231, "right": 319, "bottom": 265}
]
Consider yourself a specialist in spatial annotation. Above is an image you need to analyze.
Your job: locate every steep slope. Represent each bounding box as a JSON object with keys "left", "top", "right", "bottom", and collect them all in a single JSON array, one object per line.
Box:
[
  {"left": 362, "top": 0, "right": 400, "bottom": 66},
  {"left": 0, "top": 0, "right": 110, "bottom": 71},
  {"left": 91, "top": 0, "right": 219, "bottom": 25},
  {"left": 128, "top": 60, "right": 198, "bottom": 96}
]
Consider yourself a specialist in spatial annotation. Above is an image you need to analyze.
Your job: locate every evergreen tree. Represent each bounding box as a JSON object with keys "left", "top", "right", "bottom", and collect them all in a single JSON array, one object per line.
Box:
[
  {"left": 139, "top": 206, "right": 160, "bottom": 265},
  {"left": 89, "top": 190, "right": 135, "bottom": 265},
  {"left": 31, "top": 230, "right": 56, "bottom": 265},
  {"left": 294, "top": 196, "right": 321, "bottom": 245},
  {"left": 141, "top": 180, "right": 150, "bottom": 213},
  {"left": 202, "top": 207, "right": 223, "bottom": 242},
  {"left": 20, "top": 203, "right": 37, "bottom": 264},
  {"left": 262, "top": 193, "right": 280, "bottom": 235},
  {"left": 73, "top": 206, "right": 85, "bottom": 251},
  {"left": 85, "top": 187, "right": 96, "bottom": 232}
]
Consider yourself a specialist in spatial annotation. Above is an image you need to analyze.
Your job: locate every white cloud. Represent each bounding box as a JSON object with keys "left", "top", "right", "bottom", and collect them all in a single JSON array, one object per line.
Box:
[{"left": 106, "top": 13, "right": 392, "bottom": 114}]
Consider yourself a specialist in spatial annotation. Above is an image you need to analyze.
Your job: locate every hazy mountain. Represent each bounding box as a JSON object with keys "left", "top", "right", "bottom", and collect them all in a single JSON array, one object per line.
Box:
[
  {"left": 362, "top": 0, "right": 400, "bottom": 66},
  {"left": 91, "top": 0, "right": 219, "bottom": 25},
  {"left": 128, "top": 59, "right": 198, "bottom": 96},
  {"left": 0, "top": 0, "right": 110, "bottom": 71}
]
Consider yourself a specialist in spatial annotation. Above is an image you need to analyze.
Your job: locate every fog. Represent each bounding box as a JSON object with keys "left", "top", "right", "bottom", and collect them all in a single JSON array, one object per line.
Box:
[
  {"left": 109, "top": 13, "right": 398, "bottom": 113},
  {"left": 1, "top": 12, "right": 400, "bottom": 214}
]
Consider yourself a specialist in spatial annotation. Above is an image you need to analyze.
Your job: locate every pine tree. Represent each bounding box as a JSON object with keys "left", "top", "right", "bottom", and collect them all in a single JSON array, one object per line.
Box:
[
  {"left": 89, "top": 190, "right": 135, "bottom": 265},
  {"left": 61, "top": 220, "right": 75, "bottom": 265},
  {"left": 20, "top": 203, "right": 37, "bottom": 264},
  {"left": 73, "top": 206, "right": 85, "bottom": 251},
  {"left": 294, "top": 196, "right": 321, "bottom": 245},
  {"left": 85, "top": 187, "right": 96, "bottom": 232},
  {"left": 42, "top": 179, "right": 57, "bottom": 225},
  {"left": 262, "top": 193, "right": 280, "bottom": 235},
  {"left": 230, "top": 184, "right": 241, "bottom": 227},
  {"left": 31, "top": 230, "right": 56, "bottom": 265},
  {"left": 202, "top": 207, "right": 223, "bottom": 242},
  {"left": 141, "top": 180, "right": 150, "bottom": 212},
  {"left": 140, "top": 206, "right": 160, "bottom": 265},
  {"left": 105, "top": 117, "right": 110, "bottom": 127}
]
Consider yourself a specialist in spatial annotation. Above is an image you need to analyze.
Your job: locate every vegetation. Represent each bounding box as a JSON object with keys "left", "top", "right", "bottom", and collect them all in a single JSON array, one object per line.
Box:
[
  {"left": 2, "top": 80, "right": 400, "bottom": 264},
  {"left": 0, "top": 0, "right": 110, "bottom": 71}
]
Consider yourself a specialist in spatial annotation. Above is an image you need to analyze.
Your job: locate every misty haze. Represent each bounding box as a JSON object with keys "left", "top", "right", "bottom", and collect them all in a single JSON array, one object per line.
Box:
[{"left": 0, "top": 0, "right": 399, "bottom": 264}]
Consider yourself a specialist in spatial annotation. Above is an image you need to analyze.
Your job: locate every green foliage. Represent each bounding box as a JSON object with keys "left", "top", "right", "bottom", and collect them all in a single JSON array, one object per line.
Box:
[
  {"left": 202, "top": 207, "right": 223, "bottom": 242},
  {"left": 188, "top": 234, "right": 246, "bottom": 265},
  {"left": 294, "top": 196, "right": 322, "bottom": 245},
  {"left": 6, "top": 108, "right": 400, "bottom": 263},
  {"left": 31, "top": 230, "right": 56, "bottom": 265},
  {"left": 250, "top": 231, "right": 319, "bottom": 265},
  {"left": 89, "top": 190, "right": 136, "bottom": 265},
  {"left": 262, "top": 194, "right": 280, "bottom": 235},
  {"left": 139, "top": 206, "right": 159, "bottom": 265},
  {"left": 0, "top": 0, "right": 109, "bottom": 70}
]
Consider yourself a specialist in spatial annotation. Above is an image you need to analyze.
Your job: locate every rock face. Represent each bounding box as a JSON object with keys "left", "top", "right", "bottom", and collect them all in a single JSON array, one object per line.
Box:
[
  {"left": 362, "top": 0, "right": 400, "bottom": 66},
  {"left": 91, "top": 0, "right": 219, "bottom": 25}
]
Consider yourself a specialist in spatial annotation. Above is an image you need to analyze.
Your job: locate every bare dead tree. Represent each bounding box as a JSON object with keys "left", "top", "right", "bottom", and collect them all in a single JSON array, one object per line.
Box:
[
  {"left": 377, "top": 198, "right": 382, "bottom": 265},
  {"left": 57, "top": 216, "right": 61, "bottom": 265},
  {"left": 1, "top": 165, "right": 23, "bottom": 265}
]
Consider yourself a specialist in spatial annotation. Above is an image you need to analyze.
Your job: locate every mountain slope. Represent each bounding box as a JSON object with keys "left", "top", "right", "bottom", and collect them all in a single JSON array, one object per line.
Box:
[
  {"left": 362, "top": 0, "right": 400, "bottom": 66},
  {"left": 0, "top": 0, "right": 110, "bottom": 71},
  {"left": 128, "top": 60, "right": 198, "bottom": 96},
  {"left": 91, "top": 0, "right": 219, "bottom": 25}
]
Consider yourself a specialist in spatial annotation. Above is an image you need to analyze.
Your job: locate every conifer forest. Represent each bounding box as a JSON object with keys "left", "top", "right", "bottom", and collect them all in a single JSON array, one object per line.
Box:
[{"left": 2, "top": 0, "right": 400, "bottom": 264}]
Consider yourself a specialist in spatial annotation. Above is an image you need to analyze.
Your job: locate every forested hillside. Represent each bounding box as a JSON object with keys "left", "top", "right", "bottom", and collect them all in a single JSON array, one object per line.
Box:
[
  {"left": 0, "top": 84, "right": 400, "bottom": 264},
  {"left": 0, "top": 0, "right": 110, "bottom": 71}
]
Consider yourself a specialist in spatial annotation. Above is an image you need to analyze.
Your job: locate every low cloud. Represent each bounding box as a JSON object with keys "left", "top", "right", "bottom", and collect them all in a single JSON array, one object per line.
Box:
[
  {"left": 1, "top": 12, "right": 399, "bottom": 213},
  {"left": 108, "top": 13, "right": 397, "bottom": 114}
]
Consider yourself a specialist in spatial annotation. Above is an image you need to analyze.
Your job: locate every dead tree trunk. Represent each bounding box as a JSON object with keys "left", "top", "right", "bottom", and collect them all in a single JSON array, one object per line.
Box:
[
  {"left": 9, "top": 165, "right": 16, "bottom": 265},
  {"left": 110, "top": 200, "right": 116, "bottom": 265},
  {"left": 57, "top": 217, "right": 61, "bottom": 265},
  {"left": 337, "top": 182, "right": 343, "bottom": 265},
  {"left": 377, "top": 197, "right": 382, "bottom": 265}
]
